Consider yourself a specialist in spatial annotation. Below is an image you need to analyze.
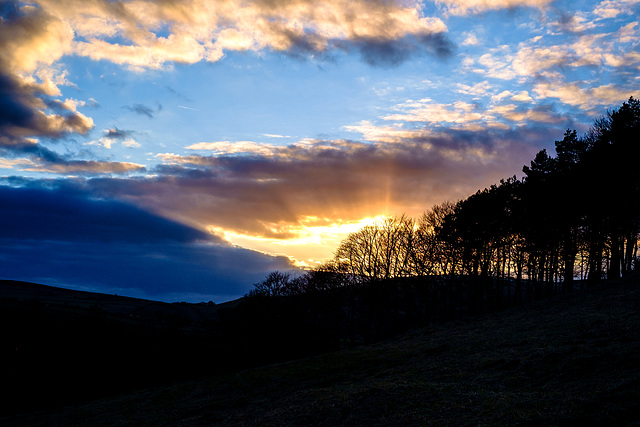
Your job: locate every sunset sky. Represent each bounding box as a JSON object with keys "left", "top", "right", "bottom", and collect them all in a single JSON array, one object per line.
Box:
[{"left": 1, "top": 0, "right": 638, "bottom": 302}]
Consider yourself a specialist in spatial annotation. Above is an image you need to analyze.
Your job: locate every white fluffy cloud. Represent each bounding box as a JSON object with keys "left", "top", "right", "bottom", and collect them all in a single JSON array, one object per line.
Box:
[{"left": 593, "top": 0, "right": 640, "bottom": 19}]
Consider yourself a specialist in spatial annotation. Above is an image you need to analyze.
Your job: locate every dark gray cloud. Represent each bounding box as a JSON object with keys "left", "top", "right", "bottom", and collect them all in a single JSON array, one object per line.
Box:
[
  {"left": 0, "top": 185, "right": 210, "bottom": 243},
  {"left": 105, "top": 127, "right": 135, "bottom": 140},
  {"left": 0, "top": 184, "right": 297, "bottom": 301},
  {"left": 0, "top": 71, "right": 92, "bottom": 139},
  {"left": 0, "top": 238, "right": 295, "bottom": 301},
  {"left": 352, "top": 33, "right": 455, "bottom": 67},
  {"left": 0, "top": 72, "right": 34, "bottom": 130},
  {"left": 277, "top": 30, "right": 456, "bottom": 66},
  {"left": 126, "top": 103, "right": 160, "bottom": 118},
  {"left": 0, "top": 137, "right": 145, "bottom": 175}
]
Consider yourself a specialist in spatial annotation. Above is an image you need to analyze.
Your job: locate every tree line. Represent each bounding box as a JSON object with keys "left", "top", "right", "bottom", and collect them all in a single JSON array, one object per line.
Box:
[{"left": 250, "top": 97, "right": 640, "bottom": 298}]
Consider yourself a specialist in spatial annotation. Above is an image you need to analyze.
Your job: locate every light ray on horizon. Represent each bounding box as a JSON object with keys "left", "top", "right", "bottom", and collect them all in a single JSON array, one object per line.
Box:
[{"left": 206, "top": 215, "right": 390, "bottom": 267}]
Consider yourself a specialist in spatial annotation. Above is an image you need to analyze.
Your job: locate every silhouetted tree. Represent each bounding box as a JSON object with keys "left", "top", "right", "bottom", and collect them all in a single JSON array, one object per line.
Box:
[
  {"left": 413, "top": 201, "right": 457, "bottom": 275},
  {"left": 248, "top": 271, "right": 292, "bottom": 297},
  {"left": 333, "top": 215, "right": 415, "bottom": 282},
  {"left": 248, "top": 98, "right": 640, "bottom": 302}
]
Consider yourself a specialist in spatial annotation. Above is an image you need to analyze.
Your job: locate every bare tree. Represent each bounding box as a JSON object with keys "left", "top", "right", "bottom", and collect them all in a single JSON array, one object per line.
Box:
[
  {"left": 332, "top": 215, "right": 415, "bottom": 283},
  {"left": 413, "top": 201, "right": 456, "bottom": 276},
  {"left": 249, "top": 271, "right": 291, "bottom": 297}
]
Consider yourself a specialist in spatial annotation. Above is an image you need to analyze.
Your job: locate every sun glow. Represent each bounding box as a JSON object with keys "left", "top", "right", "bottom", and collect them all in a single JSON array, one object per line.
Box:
[{"left": 206, "top": 215, "right": 388, "bottom": 267}]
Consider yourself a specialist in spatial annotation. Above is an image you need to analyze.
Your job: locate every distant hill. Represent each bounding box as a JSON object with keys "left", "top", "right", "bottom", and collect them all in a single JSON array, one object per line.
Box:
[
  {"left": 3, "top": 275, "right": 640, "bottom": 425},
  {"left": 0, "top": 280, "right": 239, "bottom": 414},
  {"left": 0, "top": 279, "right": 237, "bottom": 320}
]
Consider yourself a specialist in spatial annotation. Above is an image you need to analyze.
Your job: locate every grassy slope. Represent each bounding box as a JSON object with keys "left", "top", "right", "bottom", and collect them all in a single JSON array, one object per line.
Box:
[{"left": 4, "top": 275, "right": 640, "bottom": 426}]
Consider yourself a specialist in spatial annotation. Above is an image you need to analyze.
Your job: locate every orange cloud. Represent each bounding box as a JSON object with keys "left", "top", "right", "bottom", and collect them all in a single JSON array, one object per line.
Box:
[{"left": 118, "top": 132, "right": 544, "bottom": 245}]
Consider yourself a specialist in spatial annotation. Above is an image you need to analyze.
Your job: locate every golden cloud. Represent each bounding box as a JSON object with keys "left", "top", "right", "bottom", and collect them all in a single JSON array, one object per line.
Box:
[
  {"left": 0, "top": 3, "right": 94, "bottom": 143},
  {"left": 27, "top": 160, "right": 145, "bottom": 175},
  {"left": 533, "top": 81, "right": 635, "bottom": 109},
  {"left": 0, "top": 3, "right": 73, "bottom": 74},
  {"left": 0, "top": 157, "right": 36, "bottom": 169},
  {"left": 34, "top": 0, "right": 449, "bottom": 69}
]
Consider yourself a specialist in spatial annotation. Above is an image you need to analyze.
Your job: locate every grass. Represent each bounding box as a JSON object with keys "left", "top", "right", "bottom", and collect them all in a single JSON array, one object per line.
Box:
[{"left": 4, "top": 275, "right": 640, "bottom": 426}]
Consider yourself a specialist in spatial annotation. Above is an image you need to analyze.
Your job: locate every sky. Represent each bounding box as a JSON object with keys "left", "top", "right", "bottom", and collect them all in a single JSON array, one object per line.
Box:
[{"left": 1, "top": 0, "right": 638, "bottom": 302}]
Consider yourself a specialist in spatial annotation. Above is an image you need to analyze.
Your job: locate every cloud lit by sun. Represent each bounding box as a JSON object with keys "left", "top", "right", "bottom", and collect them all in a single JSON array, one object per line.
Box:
[{"left": 206, "top": 215, "right": 390, "bottom": 267}]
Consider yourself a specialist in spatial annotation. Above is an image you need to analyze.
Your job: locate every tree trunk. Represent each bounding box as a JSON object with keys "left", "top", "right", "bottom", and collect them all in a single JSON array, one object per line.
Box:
[{"left": 609, "top": 231, "right": 621, "bottom": 279}]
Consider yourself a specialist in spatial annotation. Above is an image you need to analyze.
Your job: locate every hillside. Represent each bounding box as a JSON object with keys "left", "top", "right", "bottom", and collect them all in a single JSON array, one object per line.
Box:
[
  {"left": 3, "top": 275, "right": 640, "bottom": 426},
  {"left": 0, "top": 280, "right": 235, "bottom": 414}
]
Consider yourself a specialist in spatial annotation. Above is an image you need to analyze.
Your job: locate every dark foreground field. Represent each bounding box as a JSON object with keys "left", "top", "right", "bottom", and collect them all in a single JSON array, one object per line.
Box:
[{"left": 4, "top": 275, "right": 640, "bottom": 426}]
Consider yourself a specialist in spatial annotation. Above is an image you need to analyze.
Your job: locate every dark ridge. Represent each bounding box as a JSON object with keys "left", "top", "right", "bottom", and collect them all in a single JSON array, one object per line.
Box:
[{"left": 3, "top": 273, "right": 640, "bottom": 425}]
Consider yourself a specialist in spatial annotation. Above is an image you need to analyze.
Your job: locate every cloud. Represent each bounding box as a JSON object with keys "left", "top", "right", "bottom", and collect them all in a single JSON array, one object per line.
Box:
[
  {"left": 3, "top": 0, "right": 634, "bottom": 149},
  {"left": 0, "top": 157, "right": 35, "bottom": 169},
  {"left": 464, "top": 19, "right": 640, "bottom": 111},
  {"left": 509, "top": 24, "right": 640, "bottom": 76},
  {"left": 593, "top": 0, "right": 640, "bottom": 19},
  {"left": 348, "top": 33, "right": 455, "bottom": 67},
  {"left": 186, "top": 140, "right": 278, "bottom": 156},
  {"left": 0, "top": 1, "right": 91, "bottom": 142},
  {"left": 0, "top": 185, "right": 210, "bottom": 243},
  {"left": 82, "top": 129, "right": 553, "bottom": 247},
  {"left": 533, "top": 81, "right": 635, "bottom": 109},
  {"left": 461, "top": 32, "right": 479, "bottom": 46},
  {"left": 457, "top": 81, "right": 492, "bottom": 97},
  {"left": 0, "top": 184, "right": 297, "bottom": 301},
  {"left": 126, "top": 103, "right": 157, "bottom": 118},
  {"left": 474, "top": 46, "right": 517, "bottom": 80},
  {"left": 0, "top": 1, "right": 73, "bottom": 74},
  {"left": 380, "top": 99, "right": 485, "bottom": 126},
  {"left": 487, "top": 103, "right": 564, "bottom": 123},
  {"left": 552, "top": 12, "right": 598, "bottom": 33},
  {"left": 34, "top": 0, "right": 452, "bottom": 69},
  {"left": 121, "top": 139, "right": 141, "bottom": 148},
  {"left": 0, "top": 0, "right": 455, "bottom": 180},
  {"left": 0, "top": 71, "right": 94, "bottom": 139},
  {"left": 471, "top": 32, "right": 611, "bottom": 82},
  {"left": 263, "top": 133, "right": 290, "bottom": 138},
  {"left": 25, "top": 159, "right": 146, "bottom": 175},
  {"left": 0, "top": 3, "right": 98, "bottom": 176},
  {"left": 105, "top": 127, "right": 135, "bottom": 140},
  {"left": 0, "top": 133, "right": 144, "bottom": 175},
  {"left": 87, "top": 127, "right": 141, "bottom": 149},
  {"left": 437, "top": 0, "right": 553, "bottom": 15},
  {"left": 490, "top": 90, "right": 534, "bottom": 103},
  {"left": 511, "top": 91, "right": 533, "bottom": 102}
]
